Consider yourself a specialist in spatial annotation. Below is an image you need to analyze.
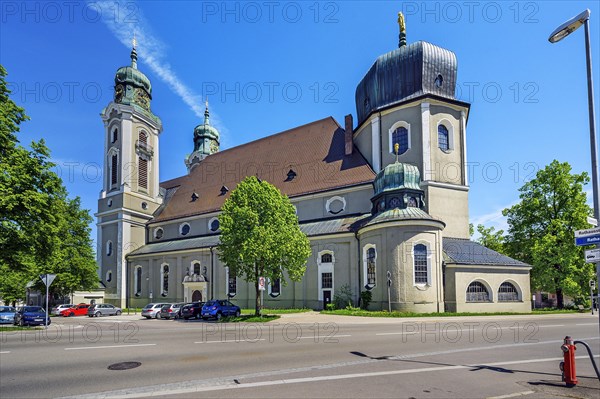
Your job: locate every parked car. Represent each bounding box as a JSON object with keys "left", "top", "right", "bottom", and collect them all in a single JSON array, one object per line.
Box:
[
  {"left": 141, "top": 303, "right": 167, "bottom": 319},
  {"left": 0, "top": 306, "right": 16, "bottom": 324},
  {"left": 14, "top": 306, "right": 50, "bottom": 326},
  {"left": 158, "top": 303, "right": 185, "bottom": 319},
  {"left": 180, "top": 302, "right": 204, "bottom": 320},
  {"left": 51, "top": 304, "right": 74, "bottom": 316},
  {"left": 60, "top": 303, "right": 90, "bottom": 317},
  {"left": 201, "top": 300, "right": 241, "bottom": 320},
  {"left": 175, "top": 302, "right": 192, "bottom": 319},
  {"left": 87, "top": 303, "right": 122, "bottom": 317}
]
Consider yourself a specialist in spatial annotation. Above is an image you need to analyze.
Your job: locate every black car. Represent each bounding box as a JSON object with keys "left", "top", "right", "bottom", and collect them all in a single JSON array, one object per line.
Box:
[
  {"left": 14, "top": 306, "right": 50, "bottom": 326},
  {"left": 180, "top": 302, "right": 204, "bottom": 320}
]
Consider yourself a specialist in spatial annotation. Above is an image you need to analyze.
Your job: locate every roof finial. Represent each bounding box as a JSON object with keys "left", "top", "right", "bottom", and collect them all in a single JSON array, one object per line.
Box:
[
  {"left": 398, "top": 12, "right": 406, "bottom": 48},
  {"left": 130, "top": 32, "right": 138, "bottom": 69},
  {"left": 204, "top": 96, "right": 210, "bottom": 125},
  {"left": 394, "top": 143, "right": 400, "bottom": 163}
]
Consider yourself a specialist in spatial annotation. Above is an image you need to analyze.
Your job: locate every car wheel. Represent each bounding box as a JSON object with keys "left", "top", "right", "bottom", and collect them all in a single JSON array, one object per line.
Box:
[
  {"left": 19, "top": 319, "right": 24, "bottom": 327},
  {"left": 195, "top": 313, "right": 201, "bottom": 320},
  {"left": 216, "top": 312, "right": 222, "bottom": 321},
  {"left": 69, "top": 312, "right": 74, "bottom": 317},
  {"left": 95, "top": 311, "right": 101, "bottom": 317},
  {"left": 235, "top": 310, "right": 240, "bottom": 317},
  {"left": 145, "top": 316, "right": 151, "bottom": 319},
  {"left": 115, "top": 310, "right": 121, "bottom": 316}
]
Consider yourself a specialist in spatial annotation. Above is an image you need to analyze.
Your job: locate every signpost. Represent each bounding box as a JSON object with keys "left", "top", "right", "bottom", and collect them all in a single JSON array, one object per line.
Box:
[
  {"left": 585, "top": 248, "right": 600, "bottom": 263},
  {"left": 575, "top": 227, "right": 600, "bottom": 246},
  {"left": 258, "top": 277, "right": 265, "bottom": 316},
  {"left": 40, "top": 274, "right": 56, "bottom": 328},
  {"left": 386, "top": 271, "right": 392, "bottom": 313},
  {"left": 590, "top": 280, "right": 596, "bottom": 315}
]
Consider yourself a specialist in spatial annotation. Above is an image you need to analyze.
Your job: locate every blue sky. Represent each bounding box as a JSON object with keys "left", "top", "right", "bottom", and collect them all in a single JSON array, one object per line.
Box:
[{"left": 1, "top": 0, "right": 599, "bottom": 244}]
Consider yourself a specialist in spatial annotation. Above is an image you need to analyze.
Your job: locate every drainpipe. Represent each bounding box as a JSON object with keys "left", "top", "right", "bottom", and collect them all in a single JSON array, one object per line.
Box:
[
  {"left": 355, "top": 231, "right": 361, "bottom": 307},
  {"left": 210, "top": 246, "right": 215, "bottom": 300}
]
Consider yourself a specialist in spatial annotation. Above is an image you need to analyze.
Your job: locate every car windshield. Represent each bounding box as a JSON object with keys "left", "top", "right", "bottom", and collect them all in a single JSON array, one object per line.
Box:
[
  {"left": 23, "top": 306, "right": 44, "bottom": 312},
  {"left": 204, "top": 301, "right": 216, "bottom": 306},
  {"left": 0, "top": 307, "right": 15, "bottom": 313},
  {"left": 143, "top": 304, "right": 154, "bottom": 309},
  {"left": 161, "top": 305, "right": 170, "bottom": 310}
]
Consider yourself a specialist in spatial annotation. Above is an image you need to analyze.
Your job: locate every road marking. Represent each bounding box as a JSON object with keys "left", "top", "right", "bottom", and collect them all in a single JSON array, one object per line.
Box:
[
  {"left": 298, "top": 334, "right": 351, "bottom": 340},
  {"left": 64, "top": 354, "right": 599, "bottom": 398},
  {"left": 0, "top": 351, "right": 10, "bottom": 354},
  {"left": 376, "top": 324, "right": 565, "bottom": 336},
  {"left": 538, "top": 324, "right": 565, "bottom": 328},
  {"left": 576, "top": 323, "right": 598, "bottom": 326},
  {"left": 487, "top": 390, "right": 535, "bottom": 399},
  {"left": 64, "top": 343, "right": 156, "bottom": 351},
  {"left": 194, "top": 339, "right": 266, "bottom": 344}
]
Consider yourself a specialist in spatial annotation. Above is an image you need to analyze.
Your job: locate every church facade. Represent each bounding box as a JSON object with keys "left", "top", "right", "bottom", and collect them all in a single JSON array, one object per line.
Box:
[{"left": 96, "top": 21, "right": 531, "bottom": 313}]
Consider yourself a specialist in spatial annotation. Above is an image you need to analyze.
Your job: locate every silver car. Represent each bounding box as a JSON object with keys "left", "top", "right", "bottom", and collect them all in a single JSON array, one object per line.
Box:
[
  {"left": 0, "top": 306, "right": 16, "bottom": 324},
  {"left": 51, "top": 304, "right": 74, "bottom": 316},
  {"left": 141, "top": 303, "right": 167, "bottom": 319},
  {"left": 87, "top": 304, "right": 122, "bottom": 317}
]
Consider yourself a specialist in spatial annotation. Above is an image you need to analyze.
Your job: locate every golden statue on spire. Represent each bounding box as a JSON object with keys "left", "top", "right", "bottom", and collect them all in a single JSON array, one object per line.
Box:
[
  {"left": 397, "top": 12, "right": 405, "bottom": 34},
  {"left": 394, "top": 143, "right": 400, "bottom": 163}
]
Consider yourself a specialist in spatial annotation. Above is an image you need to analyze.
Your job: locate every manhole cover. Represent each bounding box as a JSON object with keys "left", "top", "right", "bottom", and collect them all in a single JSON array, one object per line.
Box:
[{"left": 108, "top": 361, "right": 141, "bottom": 371}]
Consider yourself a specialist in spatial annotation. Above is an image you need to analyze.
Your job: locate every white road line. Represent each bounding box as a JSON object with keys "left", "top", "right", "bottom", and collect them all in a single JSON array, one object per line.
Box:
[
  {"left": 0, "top": 351, "right": 10, "bottom": 354},
  {"left": 298, "top": 334, "right": 351, "bottom": 340},
  {"left": 71, "top": 354, "right": 599, "bottom": 398},
  {"left": 64, "top": 343, "right": 156, "bottom": 351},
  {"left": 376, "top": 324, "right": 566, "bottom": 335},
  {"left": 194, "top": 339, "right": 266, "bottom": 344},
  {"left": 487, "top": 390, "right": 535, "bottom": 399},
  {"left": 538, "top": 325, "right": 565, "bottom": 328},
  {"left": 576, "top": 323, "right": 598, "bottom": 326}
]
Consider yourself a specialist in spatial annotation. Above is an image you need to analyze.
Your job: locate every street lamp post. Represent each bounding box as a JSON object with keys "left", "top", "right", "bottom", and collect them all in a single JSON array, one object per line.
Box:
[{"left": 549, "top": 9, "right": 599, "bottom": 334}]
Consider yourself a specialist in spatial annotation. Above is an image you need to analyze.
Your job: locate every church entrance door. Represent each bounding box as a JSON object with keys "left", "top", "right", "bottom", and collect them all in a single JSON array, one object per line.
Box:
[{"left": 192, "top": 290, "right": 202, "bottom": 302}]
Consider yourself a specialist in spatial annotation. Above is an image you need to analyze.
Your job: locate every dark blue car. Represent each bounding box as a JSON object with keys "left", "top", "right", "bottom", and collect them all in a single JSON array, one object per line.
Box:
[
  {"left": 14, "top": 306, "right": 50, "bottom": 326},
  {"left": 201, "top": 300, "right": 241, "bottom": 320}
]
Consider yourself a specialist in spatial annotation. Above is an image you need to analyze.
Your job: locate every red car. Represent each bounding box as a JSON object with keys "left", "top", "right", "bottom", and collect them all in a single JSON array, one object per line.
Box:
[{"left": 60, "top": 304, "right": 90, "bottom": 317}]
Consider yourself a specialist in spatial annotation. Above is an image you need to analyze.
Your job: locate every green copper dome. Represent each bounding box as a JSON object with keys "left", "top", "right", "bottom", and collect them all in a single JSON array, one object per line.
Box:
[
  {"left": 192, "top": 103, "right": 220, "bottom": 155},
  {"left": 373, "top": 162, "right": 421, "bottom": 195},
  {"left": 115, "top": 65, "right": 152, "bottom": 96},
  {"left": 113, "top": 46, "right": 153, "bottom": 111}
]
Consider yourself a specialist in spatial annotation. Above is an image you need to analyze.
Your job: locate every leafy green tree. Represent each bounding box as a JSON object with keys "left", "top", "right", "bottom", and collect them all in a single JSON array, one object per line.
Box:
[
  {"left": 218, "top": 176, "right": 311, "bottom": 316},
  {"left": 0, "top": 64, "right": 98, "bottom": 305},
  {"left": 503, "top": 160, "right": 593, "bottom": 308},
  {"left": 476, "top": 224, "right": 506, "bottom": 254}
]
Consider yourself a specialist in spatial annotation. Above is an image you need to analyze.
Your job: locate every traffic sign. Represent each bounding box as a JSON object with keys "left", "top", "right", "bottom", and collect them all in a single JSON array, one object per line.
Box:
[
  {"left": 585, "top": 249, "right": 600, "bottom": 263},
  {"left": 40, "top": 274, "right": 57, "bottom": 287},
  {"left": 575, "top": 227, "right": 600, "bottom": 238},
  {"left": 575, "top": 235, "right": 600, "bottom": 246}
]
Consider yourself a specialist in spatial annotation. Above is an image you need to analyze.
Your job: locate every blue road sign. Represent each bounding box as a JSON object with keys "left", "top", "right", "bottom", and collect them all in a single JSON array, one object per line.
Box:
[{"left": 575, "top": 235, "right": 600, "bottom": 246}]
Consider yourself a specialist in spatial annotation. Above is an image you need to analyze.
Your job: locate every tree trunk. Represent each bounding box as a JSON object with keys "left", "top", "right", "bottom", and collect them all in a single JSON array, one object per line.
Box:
[
  {"left": 255, "top": 279, "right": 261, "bottom": 317},
  {"left": 556, "top": 288, "right": 564, "bottom": 309}
]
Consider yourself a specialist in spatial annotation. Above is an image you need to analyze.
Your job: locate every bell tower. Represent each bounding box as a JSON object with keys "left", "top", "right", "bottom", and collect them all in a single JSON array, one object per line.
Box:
[
  {"left": 185, "top": 100, "right": 220, "bottom": 172},
  {"left": 96, "top": 38, "right": 163, "bottom": 307}
]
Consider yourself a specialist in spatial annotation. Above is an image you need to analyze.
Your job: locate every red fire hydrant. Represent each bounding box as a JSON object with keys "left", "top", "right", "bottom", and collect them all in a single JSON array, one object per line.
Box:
[{"left": 560, "top": 336, "right": 578, "bottom": 387}]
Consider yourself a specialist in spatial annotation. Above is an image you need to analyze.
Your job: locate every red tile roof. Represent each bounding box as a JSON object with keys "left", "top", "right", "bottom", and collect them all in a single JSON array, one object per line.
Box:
[{"left": 152, "top": 117, "right": 375, "bottom": 222}]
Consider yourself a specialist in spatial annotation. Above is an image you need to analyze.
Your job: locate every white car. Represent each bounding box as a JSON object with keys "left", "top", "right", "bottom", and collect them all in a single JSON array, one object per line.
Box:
[
  {"left": 51, "top": 304, "right": 74, "bottom": 316},
  {"left": 141, "top": 303, "right": 167, "bottom": 319}
]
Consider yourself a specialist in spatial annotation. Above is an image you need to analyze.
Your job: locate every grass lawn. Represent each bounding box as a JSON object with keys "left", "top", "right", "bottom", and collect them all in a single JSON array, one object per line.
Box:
[
  {"left": 321, "top": 308, "right": 583, "bottom": 318},
  {"left": 0, "top": 325, "right": 44, "bottom": 331},
  {"left": 241, "top": 308, "right": 312, "bottom": 315},
  {"left": 221, "top": 314, "right": 281, "bottom": 323}
]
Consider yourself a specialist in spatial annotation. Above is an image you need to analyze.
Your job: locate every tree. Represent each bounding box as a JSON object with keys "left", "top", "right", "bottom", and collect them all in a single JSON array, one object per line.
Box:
[
  {"left": 502, "top": 160, "right": 593, "bottom": 308},
  {"left": 0, "top": 64, "right": 98, "bottom": 305},
  {"left": 475, "top": 224, "right": 506, "bottom": 254},
  {"left": 218, "top": 176, "right": 311, "bottom": 316}
]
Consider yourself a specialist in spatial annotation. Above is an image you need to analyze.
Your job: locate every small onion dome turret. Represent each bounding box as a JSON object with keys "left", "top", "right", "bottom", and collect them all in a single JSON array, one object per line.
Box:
[
  {"left": 373, "top": 161, "right": 421, "bottom": 196},
  {"left": 114, "top": 43, "right": 152, "bottom": 98}
]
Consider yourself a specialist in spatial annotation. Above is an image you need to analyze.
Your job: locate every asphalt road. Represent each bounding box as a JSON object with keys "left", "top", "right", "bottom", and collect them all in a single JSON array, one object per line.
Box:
[{"left": 1, "top": 312, "right": 599, "bottom": 398}]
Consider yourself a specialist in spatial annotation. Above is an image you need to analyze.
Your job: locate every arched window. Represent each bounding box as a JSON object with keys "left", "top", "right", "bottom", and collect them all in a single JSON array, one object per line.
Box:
[
  {"left": 438, "top": 124, "right": 449, "bottom": 151},
  {"left": 135, "top": 266, "right": 142, "bottom": 296},
  {"left": 106, "top": 240, "right": 113, "bottom": 256},
  {"left": 227, "top": 268, "right": 237, "bottom": 297},
  {"left": 466, "top": 281, "right": 490, "bottom": 302},
  {"left": 498, "top": 282, "right": 519, "bottom": 302},
  {"left": 321, "top": 253, "right": 332, "bottom": 263},
  {"left": 111, "top": 154, "right": 118, "bottom": 185},
  {"left": 139, "top": 131, "right": 147, "bottom": 144},
  {"left": 111, "top": 128, "right": 118, "bottom": 143},
  {"left": 414, "top": 244, "right": 428, "bottom": 284},
  {"left": 366, "top": 248, "right": 376, "bottom": 287},
  {"left": 391, "top": 127, "right": 409, "bottom": 155},
  {"left": 192, "top": 262, "right": 201, "bottom": 275},
  {"left": 270, "top": 278, "right": 281, "bottom": 297},
  {"left": 106, "top": 270, "right": 112, "bottom": 283},
  {"left": 138, "top": 157, "right": 148, "bottom": 189},
  {"left": 161, "top": 264, "right": 169, "bottom": 296}
]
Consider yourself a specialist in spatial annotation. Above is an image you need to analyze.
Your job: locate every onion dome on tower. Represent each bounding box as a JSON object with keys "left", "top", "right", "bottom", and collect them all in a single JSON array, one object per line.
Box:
[
  {"left": 113, "top": 36, "right": 153, "bottom": 112},
  {"left": 185, "top": 100, "right": 220, "bottom": 173},
  {"left": 355, "top": 12, "right": 458, "bottom": 127}
]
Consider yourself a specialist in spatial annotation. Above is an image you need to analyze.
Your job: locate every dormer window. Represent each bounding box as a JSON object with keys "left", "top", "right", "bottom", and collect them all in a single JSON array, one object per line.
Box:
[
  {"left": 191, "top": 192, "right": 199, "bottom": 202},
  {"left": 220, "top": 186, "right": 229, "bottom": 196},
  {"left": 285, "top": 169, "right": 297, "bottom": 182}
]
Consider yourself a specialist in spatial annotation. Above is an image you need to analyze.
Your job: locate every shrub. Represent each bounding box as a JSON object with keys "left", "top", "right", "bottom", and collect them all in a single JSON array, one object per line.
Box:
[
  {"left": 360, "top": 291, "right": 372, "bottom": 310},
  {"left": 333, "top": 284, "right": 354, "bottom": 309}
]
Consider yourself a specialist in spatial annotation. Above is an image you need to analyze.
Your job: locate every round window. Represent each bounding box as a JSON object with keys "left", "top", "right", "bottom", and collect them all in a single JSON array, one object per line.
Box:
[
  {"left": 141, "top": 202, "right": 148, "bottom": 210},
  {"left": 181, "top": 224, "right": 190, "bottom": 236},
  {"left": 155, "top": 228, "right": 164, "bottom": 240},
  {"left": 210, "top": 219, "right": 220, "bottom": 232}
]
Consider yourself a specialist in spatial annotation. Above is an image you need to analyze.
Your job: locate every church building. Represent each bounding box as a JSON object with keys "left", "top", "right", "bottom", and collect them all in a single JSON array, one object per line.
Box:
[{"left": 96, "top": 16, "right": 531, "bottom": 313}]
